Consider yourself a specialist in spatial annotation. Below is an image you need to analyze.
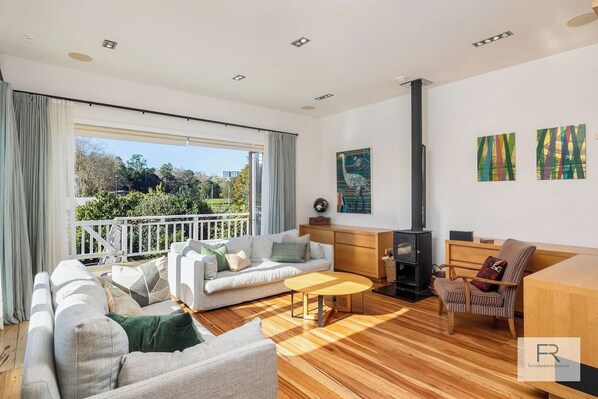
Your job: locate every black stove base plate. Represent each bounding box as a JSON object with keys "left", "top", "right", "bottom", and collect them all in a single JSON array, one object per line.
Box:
[{"left": 372, "top": 284, "right": 434, "bottom": 303}]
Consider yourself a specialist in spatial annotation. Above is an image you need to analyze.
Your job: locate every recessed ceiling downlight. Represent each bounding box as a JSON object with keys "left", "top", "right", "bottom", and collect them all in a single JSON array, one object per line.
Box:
[
  {"left": 68, "top": 52, "right": 93, "bottom": 62},
  {"left": 301, "top": 105, "right": 315, "bottom": 110},
  {"left": 567, "top": 13, "right": 598, "bottom": 27},
  {"left": 472, "top": 31, "right": 513, "bottom": 47}
]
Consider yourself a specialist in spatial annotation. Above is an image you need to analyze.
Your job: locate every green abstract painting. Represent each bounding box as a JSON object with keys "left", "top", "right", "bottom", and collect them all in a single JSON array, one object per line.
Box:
[
  {"left": 477, "top": 133, "right": 516, "bottom": 182},
  {"left": 536, "top": 124, "right": 586, "bottom": 180}
]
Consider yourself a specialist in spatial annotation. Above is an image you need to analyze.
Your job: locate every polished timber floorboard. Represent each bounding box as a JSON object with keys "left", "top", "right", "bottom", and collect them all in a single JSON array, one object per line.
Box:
[
  {"left": 189, "top": 290, "right": 547, "bottom": 399},
  {"left": 0, "top": 291, "right": 546, "bottom": 398}
]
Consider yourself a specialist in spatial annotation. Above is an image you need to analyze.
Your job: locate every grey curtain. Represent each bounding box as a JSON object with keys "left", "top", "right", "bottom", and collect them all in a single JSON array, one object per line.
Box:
[
  {"left": 0, "top": 82, "right": 34, "bottom": 323},
  {"left": 266, "top": 132, "right": 296, "bottom": 234},
  {"left": 13, "top": 92, "right": 50, "bottom": 275}
]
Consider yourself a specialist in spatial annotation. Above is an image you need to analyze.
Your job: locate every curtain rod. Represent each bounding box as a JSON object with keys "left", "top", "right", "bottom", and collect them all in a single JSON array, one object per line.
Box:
[{"left": 12, "top": 89, "right": 299, "bottom": 137}]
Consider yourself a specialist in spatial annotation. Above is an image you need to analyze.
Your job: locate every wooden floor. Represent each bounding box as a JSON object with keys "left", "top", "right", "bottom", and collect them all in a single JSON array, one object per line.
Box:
[
  {"left": 0, "top": 322, "right": 28, "bottom": 399},
  {"left": 0, "top": 290, "right": 547, "bottom": 399},
  {"left": 191, "top": 291, "right": 547, "bottom": 399}
]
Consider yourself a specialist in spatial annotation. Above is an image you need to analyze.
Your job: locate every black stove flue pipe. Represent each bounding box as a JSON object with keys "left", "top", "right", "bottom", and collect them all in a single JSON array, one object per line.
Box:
[{"left": 410, "top": 79, "right": 424, "bottom": 231}]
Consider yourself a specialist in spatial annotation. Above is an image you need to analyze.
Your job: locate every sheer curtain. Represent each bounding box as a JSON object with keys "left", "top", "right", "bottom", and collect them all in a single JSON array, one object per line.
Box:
[
  {"left": 262, "top": 132, "right": 296, "bottom": 234},
  {"left": 48, "top": 99, "right": 76, "bottom": 268},
  {"left": 0, "top": 82, "right": 33, "bottom": 324}
]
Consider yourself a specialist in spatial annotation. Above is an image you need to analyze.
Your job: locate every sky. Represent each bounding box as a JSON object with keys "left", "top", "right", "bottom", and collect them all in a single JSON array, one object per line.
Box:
[{"left": 87, "top": 137, "right": 249, "bottom": 177}]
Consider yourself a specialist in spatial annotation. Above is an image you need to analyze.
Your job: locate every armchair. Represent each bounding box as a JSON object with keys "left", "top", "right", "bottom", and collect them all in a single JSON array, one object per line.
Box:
[{"left": 435, "top": 239, "right": 536, "bottom": 338}]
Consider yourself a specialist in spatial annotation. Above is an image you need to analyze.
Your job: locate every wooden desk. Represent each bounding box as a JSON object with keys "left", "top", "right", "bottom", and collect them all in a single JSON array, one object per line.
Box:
[
  {"left": 299, "top": 224, "right": 393, "bottom": 280},
  {"left": 525, "top": 254, "right": 598, "bottom": 399},
  {"left": 444, "top": 239, "right": 598, "bottom": 313}
]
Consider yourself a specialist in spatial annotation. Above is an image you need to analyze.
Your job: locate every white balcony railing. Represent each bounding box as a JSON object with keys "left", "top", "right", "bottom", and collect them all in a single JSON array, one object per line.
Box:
[{"left": 75, "top": 213, "right": 250, "bottom": 263}]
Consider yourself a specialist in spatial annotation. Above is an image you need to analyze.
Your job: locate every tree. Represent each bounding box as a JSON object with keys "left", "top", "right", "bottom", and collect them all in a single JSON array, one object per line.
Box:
[
  {"left": 199, "top": 179, "right": 221, "bottom": 199},
  {"left": 231, "top": 165, "right": 249, "bottom": 212},
  {"left": 75, "top": 138, "right": 122, "bottom": 196},
  {"left": 124, "top": 154, "right": 161, "bottom": 193},
  {"left": 158, "top": 163, "right": 179, "bottom": 193}
]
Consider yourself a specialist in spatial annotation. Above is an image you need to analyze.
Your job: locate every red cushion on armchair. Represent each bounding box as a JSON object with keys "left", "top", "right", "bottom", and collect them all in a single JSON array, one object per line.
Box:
[{"left": 471, "top": 256, "right": 507, "bottom": 292}]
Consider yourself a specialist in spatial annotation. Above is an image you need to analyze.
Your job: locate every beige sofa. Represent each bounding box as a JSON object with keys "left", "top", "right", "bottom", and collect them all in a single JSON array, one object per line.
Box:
[
  {"left": 168, "top": 229, "right": 334, "bottom": 311},
  {"left": 21, "top": 260, "right": 277, "bottom": 399}
]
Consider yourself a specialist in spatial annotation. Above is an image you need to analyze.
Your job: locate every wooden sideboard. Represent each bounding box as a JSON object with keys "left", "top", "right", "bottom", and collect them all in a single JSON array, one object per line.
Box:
[
  {"left": 444, "top": 239, "right": 598, "bottom": 314},
  {"left": 299, "top": 224, "right": 393, "bottom": 280},
  {"left": 524, "top": 254, "right": 598, "bottom": 399}
]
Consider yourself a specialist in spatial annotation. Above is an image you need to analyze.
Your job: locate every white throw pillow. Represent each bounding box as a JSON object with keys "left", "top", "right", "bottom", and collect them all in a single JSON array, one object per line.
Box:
[
  {"left": 251, "top": 235, "right": 274, "bottom": 263},
  {"left": 118, "top": 318, "right": 265, "bottom": 387},
  {"left": 225, "top": 250, "right": 252, "bottom": 272},
  {"left": 283, "top": 234, "right": 311, "bottom": 261},
  {"left": 271, "top": 229, "right": 299, "bottom": 243},
  {"left": 185, "top": 250, "right": 218, "bottom": 280},
  {"left": 225, "top": 235, "right": 253, "bottom": 259},
  {"left": 310, "top": 242, "right": 326, "bottom": 259}
]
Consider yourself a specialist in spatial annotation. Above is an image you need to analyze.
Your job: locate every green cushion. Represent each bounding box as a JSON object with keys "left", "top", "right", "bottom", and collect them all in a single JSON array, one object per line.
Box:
[
  {"left": 107, "top": 312, "right": 203, "bottom": 353},
  {"left": 270, "top": 242, "right": 307, "bottom": 263},
  {"left": 200, "top": 245, "right": 228, "bottom": 272}
]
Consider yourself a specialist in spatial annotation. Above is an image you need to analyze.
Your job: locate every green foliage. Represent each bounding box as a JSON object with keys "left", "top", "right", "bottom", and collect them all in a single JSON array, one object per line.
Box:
[
  {"left": 76, "top": 191, "right": 144, "bottom": 221},
  {"left": 231, "top": 165, "right": 249, "bottom": 212}
]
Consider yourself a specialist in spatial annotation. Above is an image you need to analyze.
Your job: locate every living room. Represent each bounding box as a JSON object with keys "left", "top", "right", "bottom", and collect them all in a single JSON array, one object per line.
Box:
[{"left": 1, "top": 1, "right": 598, "bottom": 399}]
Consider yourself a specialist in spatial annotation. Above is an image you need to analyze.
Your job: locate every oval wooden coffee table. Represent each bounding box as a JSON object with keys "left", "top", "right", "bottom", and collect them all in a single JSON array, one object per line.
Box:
[{"left": 284, "top": 271, "right": 373, "bottom": 327}]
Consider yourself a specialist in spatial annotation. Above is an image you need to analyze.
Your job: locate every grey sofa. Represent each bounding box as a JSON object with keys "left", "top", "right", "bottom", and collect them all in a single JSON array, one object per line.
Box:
[
  {"left": 168, "top": 229, "right": 334, "bottom": 311},
  {"left": 21, "top": 259, "right": 278, "bottom": 399}
]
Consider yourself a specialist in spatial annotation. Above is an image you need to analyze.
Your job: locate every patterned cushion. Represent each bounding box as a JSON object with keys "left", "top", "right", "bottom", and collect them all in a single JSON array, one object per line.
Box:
[
  {"left": 435, "top": 278, "right": 503, "bottom": 307},
  {"left": 112, "top": 257, "right": 170, "bottom": 307},
  {"left": 270, "top": 242, "right": 307, "bottom": 263},
  {"left": 471, "top": 256, "right": 507, "bottom": 292},
  {"left": 283, "top": 234, "right": 311, "bottom": 260}
]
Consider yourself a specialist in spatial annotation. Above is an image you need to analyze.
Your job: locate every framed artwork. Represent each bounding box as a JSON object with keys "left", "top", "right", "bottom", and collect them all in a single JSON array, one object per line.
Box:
[
  {"left": 336, "top": 148, "right": 371, "bottom": 214},
  {"left": 536, "top": 124, "right": 586, "bottom": 180},
  {"left": 477, "top": 133, "right": 516, "bottom": 182}
]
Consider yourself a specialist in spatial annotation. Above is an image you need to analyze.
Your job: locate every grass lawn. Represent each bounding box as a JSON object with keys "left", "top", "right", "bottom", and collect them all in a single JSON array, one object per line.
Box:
[{"left": 206, "top": 198, "right": 232, "bottom": 213}]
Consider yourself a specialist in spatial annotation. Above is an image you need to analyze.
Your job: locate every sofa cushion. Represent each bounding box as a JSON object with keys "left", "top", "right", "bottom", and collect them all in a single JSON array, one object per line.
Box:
[
  {"left": 225, "top": 235, "right": 253, "bottom": 259},
  {"left": 53, "top": 279, "right": 108, "bottom": 313},
  {"left": 435, "top": 279, "right": 504, "bottom": 307},
  {"left": 104, "top": 282, "right": 144, "bottom": 316},
  {"left": 310, "top": 242, "right": 325, "bottom": 259},
  {"left": 117, "top": 318, "right": 264, "bottom": 387},
  {"left": 204, "top": 259, "right": 331, "bottom": 294},
  {"left": 112, "top": 257, "right": 170, "bottom": 307},
  {"left": 250, "top": 235, "right": 274, "bottom": 263},
  {"left": 50, "top": 259, "right": 96, "bottom": 290},
  {"left": 270, "top": 242, "right": 307, "bottom": 263},
  {"left": 54, "top": 294, "right": 129, "bottom": 399},
  {"left": 283, "top": 234, "right": 311, "bottom": 260},
  {"left": 186, "top": 238, "right": 229, "bottom": 254},
  {"left": 185, "top": 250, "right": 218, "bottom": 279},
  {"left": 271, "top": 229, "right": 299, "bottom": 243},
  {"left": 225, "top": 250, "right": 252, "bottom": 272},
  {"left": 200, "top": 245, "right": 228, "bottom": 272},
  {"left": 107, "top": 312, "right": 203, "bottom": 353},
  {"left": 141, "top": 300, "right": 215, "bottom": 342}
]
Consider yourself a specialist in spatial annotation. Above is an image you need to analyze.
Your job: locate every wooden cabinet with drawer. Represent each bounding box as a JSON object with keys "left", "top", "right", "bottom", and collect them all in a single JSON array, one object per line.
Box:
[
  {"left": 444, "top": 239, "right": 596, "bottom": 314},
  {"left": 299, "top": 224, "right": 393, "bottom": 280}
]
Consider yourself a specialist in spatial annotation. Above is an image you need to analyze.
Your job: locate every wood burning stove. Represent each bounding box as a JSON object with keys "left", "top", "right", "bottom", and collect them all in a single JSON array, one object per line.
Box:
[{"left": 373, "top": 78, "right": 434, "bottom": 302}]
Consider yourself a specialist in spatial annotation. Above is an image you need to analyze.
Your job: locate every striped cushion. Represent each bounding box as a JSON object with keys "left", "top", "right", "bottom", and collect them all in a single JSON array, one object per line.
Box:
[{"left": 435, "top": 278, "right": 503, "bottom": 307}]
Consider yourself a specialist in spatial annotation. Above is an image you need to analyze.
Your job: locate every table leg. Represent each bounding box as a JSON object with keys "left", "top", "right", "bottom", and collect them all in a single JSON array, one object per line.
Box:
[
  {"left": 318, "top": 295, "right": 324, "bottom": 327},
  {"left": 290, "top": 290, "right": 294, "bottom": 318},
  {"left": 303, "top": 293, "right": 309, "bottom": 318}
]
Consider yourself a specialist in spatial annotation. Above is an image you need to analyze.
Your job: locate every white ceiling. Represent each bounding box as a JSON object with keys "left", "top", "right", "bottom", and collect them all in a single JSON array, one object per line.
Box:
[{"left": 1, "top": 0, "right": 597, "bottom": 117}]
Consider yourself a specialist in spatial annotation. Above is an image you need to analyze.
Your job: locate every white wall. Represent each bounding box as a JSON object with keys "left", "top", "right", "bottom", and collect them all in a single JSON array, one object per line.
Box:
[
  {"left": 320, "top": 43, "right": 598, "bottom": 263},
  {"left": 0, "top": 53, "right": 322, "bottom": 224}
]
